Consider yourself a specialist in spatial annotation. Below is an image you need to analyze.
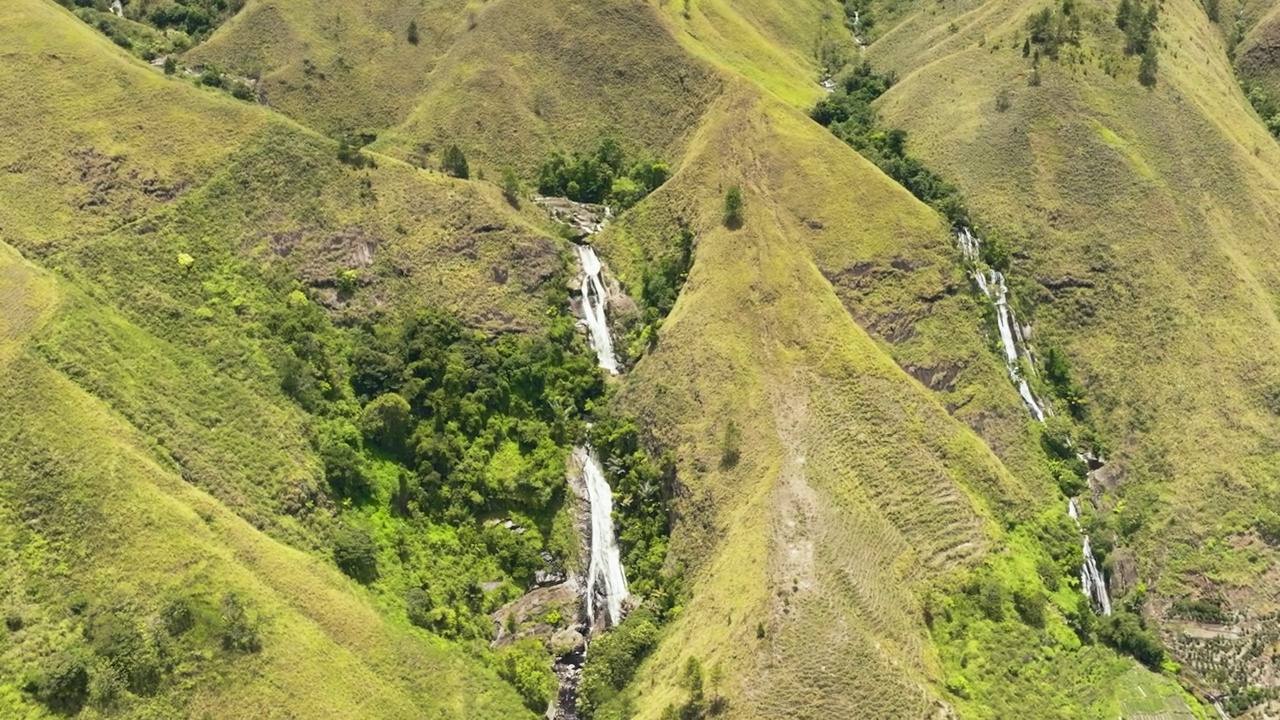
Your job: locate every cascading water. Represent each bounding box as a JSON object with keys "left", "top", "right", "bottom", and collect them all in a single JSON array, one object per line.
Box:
[
  {"left": 546, "top": 234, "right": 630, "bottom": 719},
  {"left": 1080, "top": 536, "right": 1113, "bottom": 616},
  {"left": 956, "top": 230, "right": 1046, "bottom": 421},
  {"left": 960, "top": 229, "right": 1112, "bottom": 615},
  {"left": 575, "top": 244, "right": 620, "bottom": 375},
  {"left": 576, "top": 447, "right": 630, "bottom": 627}
]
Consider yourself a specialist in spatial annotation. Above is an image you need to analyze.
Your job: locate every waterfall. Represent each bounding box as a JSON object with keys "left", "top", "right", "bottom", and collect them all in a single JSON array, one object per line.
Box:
[
  {"left": 955, "top": 230, "right": 1046, "bottom": 421},
  {"left": 959, "top": 229, "right": 1114, "bottom": 616},
  {"left": 576, "top": 446, "right": 629, "bottom": 627},
  {"left": 1080, "top": 536, "right": 1113, "bottom": 616},
  {"left": 575, "top": 244, "right": 619, "bottom": 375}
]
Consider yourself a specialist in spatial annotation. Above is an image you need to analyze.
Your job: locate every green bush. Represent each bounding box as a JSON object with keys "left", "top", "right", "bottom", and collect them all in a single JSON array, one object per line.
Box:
[
  {"left": 501, "top": 166, "right": 521, "bottom": 206},
  {"left": 25, "top": 651, "right": 90, "bottom": 715},
  {"left": 333, "top": 526, "right": 379, "bottom": 584},
  {"left": 577, "top": 609, "right": 660, "bottom": 718},
  {"left": 86, "top": 611, "right": 163, "bottom": 695},
  {"left": 442, "top": 144, "right": 470, "bottom": 179},
  {"left": 219, "top": 592, "right": 262, "bottom": 653},
  {"left": 723, "top": 186, "right": 744, "bottom": 228},
  {"left": 407, "top": 20, "right": 420, "bottom": 45},
  {"left": 1013, "top": 589, "right": 1047, "bottom": 627},
  {"left": 497, "top": 639, "right": 557, "bottom": 712},
  {"left": 719, "top": 420, "right": 740, "bottom": 468},
  {"left": 316, "top": 420, "right": 372, "bottom": 499},
  {"left": 359, "top": 392, "right": 414, "bottom": 459},
  {"left": 1098, "top": 611, "right": 1166, "bottom": 669}
]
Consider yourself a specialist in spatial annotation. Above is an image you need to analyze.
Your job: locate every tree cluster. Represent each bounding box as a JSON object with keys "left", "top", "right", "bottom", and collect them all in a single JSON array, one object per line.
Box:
[
  {"left": 1023, "top": 1, "right": 1082, "bottom": 60},
  {"left": 811, "top": 62, "right": 969, "bottom": 227},
  {"left": 576, "top": 608, "right": 661, "bottom": 717},
  {"left": 537, "top": 138, "right": 670, "bottom": 209},
  {"left": 1116, "top": 0, "right": 1160, "bottom": 85}
]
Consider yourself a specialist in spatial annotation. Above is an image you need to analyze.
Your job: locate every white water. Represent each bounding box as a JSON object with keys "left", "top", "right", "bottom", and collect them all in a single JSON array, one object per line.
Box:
[
  {"left": 576, "top": 447, "right": 629, "bottom": 627},
  {"left": 1080, "top": 535, "right": 1113, "bottom": 616},
  {"left": 575, "top": 244, "right": 619, "bottom": 375},
  {"left": 955, "top": 230, "right": 1046, "bottom": 421},
  {"left": 961, "top": 230, "right": 1113, "bottom": 616}
]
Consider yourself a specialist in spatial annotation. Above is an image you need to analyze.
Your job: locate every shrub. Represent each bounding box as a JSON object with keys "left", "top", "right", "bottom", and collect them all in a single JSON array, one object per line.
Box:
[
  {"left": 198, "top": 66, "right": 224, "bottom": 88},
  {"left": 359, "top": 393, "right": 413, "bottom": 459},
  {"left": 577, "top": 609, "right": 660, "bottom": 717},
  {"left": 1138, "top": 45, "right": 1158, "bottom": 87},
  {"left": 406, "top": 587, "right": 433, "bottom": 628},
  {"left": 1170, "top": 597, "right": 1229, "bottom": 623},
  {"left": 976, "top": 577, "right": 1005, "bottom": 621},
  {"left": 723, "top": 186, "right": 744, "bottom": 228},
  {"left": 86, "top": 611, "right": 162, "bottom": 696},
  {"left": 1013, "top": 589, "right": 1047, "bottom": 627},
  {"left": 719, "top": 420, "right": 740, "bottom": 468},
  {"left": 220, "top": 592, "right": 262, "bottom": 653},
  {"left": 163, "top": 56, "right": 176, "bottom": 75},
  {"left": 26, "top": 651, "right": 90, "bottom": 715},
  {"left": 333, "top": 526, "right": 379, "bottom": 584},
  {"left": 1098, "top": 611, "right": 1166, "bottom": 669},
  {"left": 501, "top": 166, "right": 521, "bottom": 206},
  {"left": 407, "top": 20, "right": 420, "bottom": 44},
  {"left": 336, "top": 135, "right": 374, "bottom": 169},
  {"left": 317, "top": 420, "right": 372, "bottom": 499},
  {"left": 497, "top": 639, "right": 557, "bottom": 712},
  {"left": 229, "top": 80, "right": 254, "bottom": 102},
  {"left": 442, "top": 144, "right": 470, "bottom": 179}
]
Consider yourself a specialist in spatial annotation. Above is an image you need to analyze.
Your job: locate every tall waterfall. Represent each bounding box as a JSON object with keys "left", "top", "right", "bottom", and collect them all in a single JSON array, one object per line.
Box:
[
  {"left": 576, "top": 446, "right": 629, "bottom": 627},
  {"left": 961, "top": 229, "right": 1113, "bottom": 617},
  {"left": 955, "top": 229, "right": 1045, "bottom": 421},
  {"left": 575, "top": 244, "right": 619, "bottom": 375}
]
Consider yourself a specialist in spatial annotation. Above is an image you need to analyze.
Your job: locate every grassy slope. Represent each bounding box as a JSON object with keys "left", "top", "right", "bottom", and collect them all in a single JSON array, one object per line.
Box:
[
  {"left": 375, "top": 0, "right": 724, "bottom": 177},
  {"left": 0, "top": 242, "right": 534, "bottom": 719},
  {"left": 0, "top": 2, "right": 567, "bottom": 716},
  {"left": 2, "top": 0, "right": 572, "bottom": 545},
  {"left": 10, "top": 0, "right": 1222, "bottom": 717},
  {"left": 185, "top": 0, "right": 473, "bottom": 134},
  {"left": 866, "top": 0, "right": 1280, "bottom": 700},
  {"left": 577, "top": 2, "right": 1193, "bottom": 717}
]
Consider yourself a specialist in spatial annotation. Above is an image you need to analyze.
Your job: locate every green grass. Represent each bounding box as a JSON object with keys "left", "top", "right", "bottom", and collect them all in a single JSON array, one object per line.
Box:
[
  {"left": 376, "top": 0, "right": 724, "bottom": 179},
  {"left": 862, "top": 0, "right": 1280, "bottom": 707},
  {"left": 7, "top": 0, "right": 1267, "bottom": 715},
  {"left": 0, "top": 243, "right": 535, "bottom": 719}
]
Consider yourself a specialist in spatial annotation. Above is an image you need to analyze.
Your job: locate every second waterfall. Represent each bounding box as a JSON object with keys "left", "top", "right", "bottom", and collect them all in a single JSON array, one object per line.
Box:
[{"left": 575, "top": 243, "right": 620, "bottom": 375}]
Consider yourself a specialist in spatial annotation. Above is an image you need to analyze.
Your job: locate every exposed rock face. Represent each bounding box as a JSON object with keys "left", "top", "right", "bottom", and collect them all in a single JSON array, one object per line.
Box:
[{"left": 534, "top": 196, "right": 610, "bottom": 238}]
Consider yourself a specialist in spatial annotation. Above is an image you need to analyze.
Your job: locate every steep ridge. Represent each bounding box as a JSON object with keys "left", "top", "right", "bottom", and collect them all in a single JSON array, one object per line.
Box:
[
  {"left": 601, "top": 71, "right": 1193, "bottom": 717},
  {"left": 375, "top": 0, "right": 723, "bottom": 175},
  {"left": 867, "top": 0, "right": 1280, "bottom": 708},
  {"left": 185, "top": 0, "right": 474, "bottom": 133}
]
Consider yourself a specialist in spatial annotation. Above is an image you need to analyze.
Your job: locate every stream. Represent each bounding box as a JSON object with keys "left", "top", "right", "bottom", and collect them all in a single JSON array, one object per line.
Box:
[
  {"left": 956, "top": 229, "right": 1111, "bottom": 616},
  {"left": 546, "top": 201, "right": 631, "bottom": 719}
]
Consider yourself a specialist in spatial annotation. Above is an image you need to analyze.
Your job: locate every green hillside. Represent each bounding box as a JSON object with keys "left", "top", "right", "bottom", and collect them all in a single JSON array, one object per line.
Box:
[{"left": 9, "top": 0, "right": 1280, "bottom": 716}]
